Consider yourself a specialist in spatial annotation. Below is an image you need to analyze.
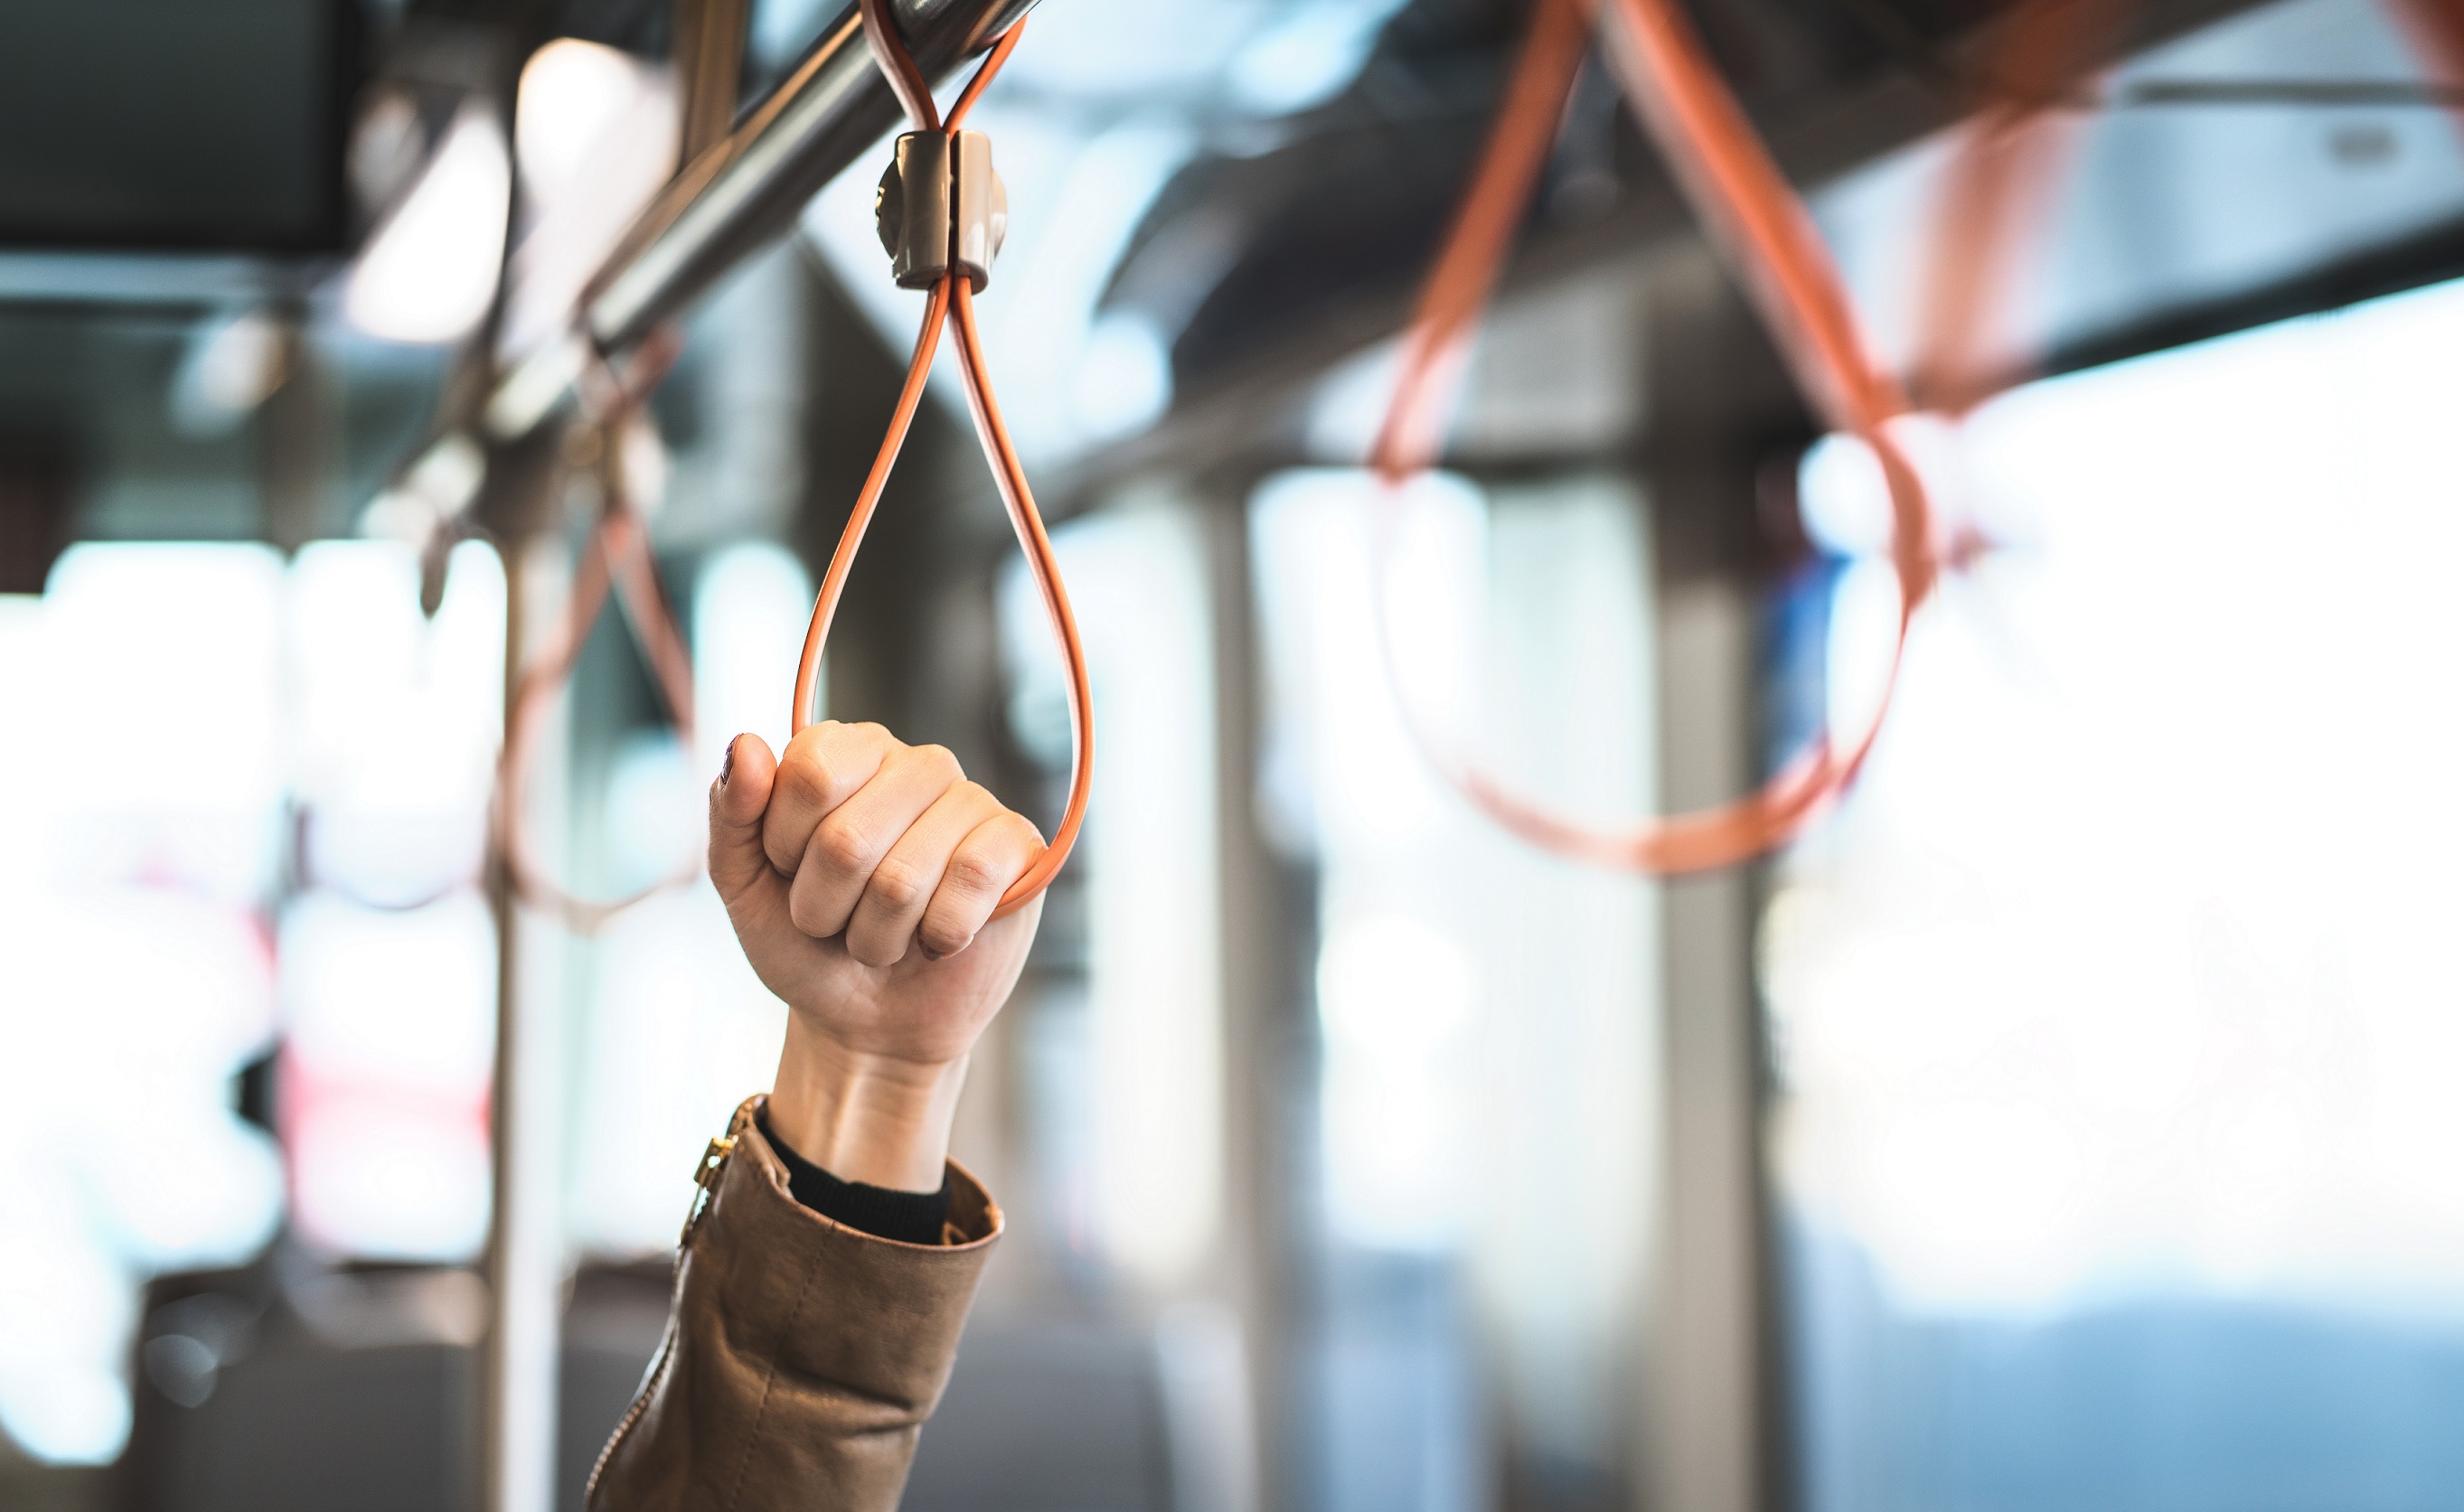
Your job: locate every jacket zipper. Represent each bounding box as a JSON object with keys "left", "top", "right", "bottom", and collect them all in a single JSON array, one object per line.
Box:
[
  {"left": 584, "top": 1319, "right": 676, "bottom": 1506},
  {"left": 582, "top": 1134, "right": 737, "bottom": 1506}
]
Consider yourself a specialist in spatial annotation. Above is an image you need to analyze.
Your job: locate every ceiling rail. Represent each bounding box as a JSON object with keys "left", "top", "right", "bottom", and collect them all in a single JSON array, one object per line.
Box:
[{"left": 491, "top": 0, "right": 1037, "bottom": 431}]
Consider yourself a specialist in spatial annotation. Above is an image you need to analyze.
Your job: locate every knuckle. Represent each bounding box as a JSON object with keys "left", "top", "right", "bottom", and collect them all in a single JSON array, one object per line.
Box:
[
  {"left": 943, "top": 845, "right": 1004, "bottom": 897},
  {"left": 783, "top": 720, "right": 838, "bottom": 770},
  {"left": 815, "top": 819, "right": 874, "bottom": 877},
  {"left": 776, "top": 750, "right": 832, "bottom": 809},
  {"left": 917, "top": 916, "right": 972, "bottom": 956},
  {"left": 868, "top": 858, "right": 927, "bottom": 913}
]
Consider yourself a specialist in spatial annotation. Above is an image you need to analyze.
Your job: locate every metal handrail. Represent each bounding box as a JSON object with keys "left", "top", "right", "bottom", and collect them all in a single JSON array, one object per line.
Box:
[{"left": 491, "top": 0, "right": 1038, "bottom": 430}]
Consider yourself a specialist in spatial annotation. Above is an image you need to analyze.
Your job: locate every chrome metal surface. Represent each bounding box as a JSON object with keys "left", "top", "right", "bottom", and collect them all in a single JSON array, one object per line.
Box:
[{"left": 577, "top": 0, "right": 1036, "bottom": 358}]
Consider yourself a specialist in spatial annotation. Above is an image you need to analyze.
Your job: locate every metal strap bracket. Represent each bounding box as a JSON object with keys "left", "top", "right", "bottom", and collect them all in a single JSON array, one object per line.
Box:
[{"left": 875, "top": 129, "right": 1008, "bottom": 291}]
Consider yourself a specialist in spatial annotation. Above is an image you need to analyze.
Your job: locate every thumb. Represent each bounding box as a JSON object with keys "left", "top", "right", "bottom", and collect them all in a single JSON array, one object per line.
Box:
[{"left": 709, "top": 733, "right": 780, "bottom": 903}]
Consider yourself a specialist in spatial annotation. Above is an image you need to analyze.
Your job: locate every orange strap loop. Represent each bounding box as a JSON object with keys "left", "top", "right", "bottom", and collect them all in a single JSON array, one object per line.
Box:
[
  {"left": 494, "top": 330, "right": 703, "bottom": 933},
  {"left": 1371, "top": 0, "right": 1939, "bottom": 874},
  {"left": 792, "top": 13, "right": 1089, "bottom": 921},
  {"left": 1908, "top": 0, "right": 2125, "bottom": 414}
]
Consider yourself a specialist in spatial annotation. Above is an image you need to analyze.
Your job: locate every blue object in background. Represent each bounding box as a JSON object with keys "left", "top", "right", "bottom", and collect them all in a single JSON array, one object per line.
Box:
[{"left": 1786, "top": 1223, "right": 2464, "bottom": 1512}]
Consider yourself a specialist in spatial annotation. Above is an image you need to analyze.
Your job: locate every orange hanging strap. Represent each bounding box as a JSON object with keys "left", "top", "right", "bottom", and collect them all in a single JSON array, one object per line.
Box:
[
  {"left": 1371, "top": 0, "right": 1938, "bottom": 875},
  {"left": 789, "top": 14, "right": 1088, "bottom": 921},
  {"left": 1908, "top": 0, "right": 2125, "bottom": 413},
  {"left": 1594, "top": 0, "right": 1934, "bottom": 595},
  {"left": 858, "top": 0, "right": 941, "bottom": 132}
]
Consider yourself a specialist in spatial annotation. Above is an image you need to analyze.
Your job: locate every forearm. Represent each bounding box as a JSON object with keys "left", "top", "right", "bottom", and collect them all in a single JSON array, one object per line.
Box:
[{"left": 766, "top": 1020, "right": 970, "bottom": 1193}]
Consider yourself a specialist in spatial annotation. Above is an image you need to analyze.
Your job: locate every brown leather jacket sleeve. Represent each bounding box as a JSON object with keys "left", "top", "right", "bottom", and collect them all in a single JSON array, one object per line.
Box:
[{"left": 586, "top": 1095, "right": 1002, "bottom": 1512}]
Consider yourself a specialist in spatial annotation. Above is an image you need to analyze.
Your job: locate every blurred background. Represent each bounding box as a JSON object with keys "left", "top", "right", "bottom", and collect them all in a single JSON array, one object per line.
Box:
[{"left": 4, "top": 0, "right": 2464, "bottom": 1509}]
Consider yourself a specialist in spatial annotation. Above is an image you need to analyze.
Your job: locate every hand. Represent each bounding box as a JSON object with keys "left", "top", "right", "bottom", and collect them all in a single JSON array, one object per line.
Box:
[{"left": 709, "top": 722, "right": 1045, "bottom": 1190}]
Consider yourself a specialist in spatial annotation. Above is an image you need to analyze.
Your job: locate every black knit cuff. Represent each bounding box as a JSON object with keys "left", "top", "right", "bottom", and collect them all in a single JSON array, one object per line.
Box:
[{"left": 755, "top": 1107, "right": 952, "bottom": 1245}]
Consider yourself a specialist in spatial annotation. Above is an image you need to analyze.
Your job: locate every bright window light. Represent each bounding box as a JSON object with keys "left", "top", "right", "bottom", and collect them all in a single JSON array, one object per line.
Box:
[
  {"left": 281, "top": 890, "right": 496, "bottom": 1261},
  {"left": 564, "top": 543, "right": 811, "bottom": 1256},
  {"left": 282, "top": 891, "right": 497, "bottom": 1097},
  {"left": 345, "top": 102, "right": 513, "bottom": 345},
  {"left": 601, "top": 731, "right": 698, "bottom": 898},
  {"left": 291, "top": 540, "right": 504, "bottom": 906},
  {"left": 1248, "top": 467, "right": 1658, "bottom": 1487},
  {"left": 0, "top": 888, "right": 286, "bottom": 1463},
  {"left": 501, "top": 41, "right": 676, "bottom": 362},
  {"left": 1249, "top": 469, "right": 1483, "bottom": 853},
  {"left": 1001, "top": 502, "right": 1226, "bottom": 1289},
  {"left": 39, "top": 891, "right": 285, "bottom": 1267},
  {"left": 515, "top": 39, "right": 649, "bottom": 200},
  {"left": 42, "top": 544, "right": 286, "bottom": 902},
  {"left": 1316, "top": 913, "right": 1480, "bottom": 1249},
  {"left": 0, "top": 557, "right": 293, "bottom": 1465},
  {"left": 0, "top": 1233, "right": 135, "bottom": 1466},
  {"left": 289, "top": 1098, "right": 493, "bottom": 1264},
  {"left": 568, "top": 887, "right": 790, "bottom": 1254},
  {"left": 691, "top": 541, "right": 813, "bottom": 778},
  {"left": 1768, "top": 273, "right": 2464, "bottom": 1317},
  {"left": 1, "top": 540, "right": 513, "bottom": 1461}
]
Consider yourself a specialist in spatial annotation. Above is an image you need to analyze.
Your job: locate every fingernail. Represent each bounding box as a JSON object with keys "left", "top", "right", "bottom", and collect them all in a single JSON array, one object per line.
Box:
[
  {"left": 719, "top": 738, "right": 738, "bottom": 786},
  {"left": 920, "top": 944, "right": 948, "bottom": 963}
]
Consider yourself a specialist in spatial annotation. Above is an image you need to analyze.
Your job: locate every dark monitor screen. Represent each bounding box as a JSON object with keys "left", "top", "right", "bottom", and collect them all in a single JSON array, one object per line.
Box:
[{"left": 0, "top": 0, "right": 359, "bottom": 254}]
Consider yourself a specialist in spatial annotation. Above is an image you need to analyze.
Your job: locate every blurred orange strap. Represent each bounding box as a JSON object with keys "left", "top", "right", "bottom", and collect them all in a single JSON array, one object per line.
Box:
[
  {"left": 1372, "top": 0, "right": 1939, "bottom": 874},
  {"left": 495, "top": 329, "right": 704, "bottom": 933}
]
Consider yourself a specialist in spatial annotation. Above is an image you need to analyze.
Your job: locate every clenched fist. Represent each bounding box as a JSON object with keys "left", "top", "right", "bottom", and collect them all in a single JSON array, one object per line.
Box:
[{"left": 710, "top": 721, "right": 1045, "bottom": 1191}]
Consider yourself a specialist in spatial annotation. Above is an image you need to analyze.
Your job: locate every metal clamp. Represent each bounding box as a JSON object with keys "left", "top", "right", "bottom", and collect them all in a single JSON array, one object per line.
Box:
[{"left": 875, "top": 129, "right": 1008, "bottom": 292}]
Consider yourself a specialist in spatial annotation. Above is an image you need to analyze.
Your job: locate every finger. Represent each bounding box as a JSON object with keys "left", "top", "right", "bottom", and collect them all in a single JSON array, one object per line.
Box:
[
  {"left": 761, "top": 721, "right": 896, "bottom": 877},
  {"left": 917, "top": 811, "right": 1045, "bottom": 960},
  {"left": 785, "top": 742, "right": 964, "bottom": 940},
  {"left": 842, "top": 782, "right": 1004, "bottom": 967},
  {"left": 708, "top": 734, "right": 780, "bottom": 906}
]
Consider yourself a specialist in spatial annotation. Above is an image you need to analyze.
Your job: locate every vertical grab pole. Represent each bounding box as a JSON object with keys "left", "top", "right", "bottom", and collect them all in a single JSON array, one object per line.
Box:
[{"left": 482, "top": 540, "right": 568, "bottom": 1512}]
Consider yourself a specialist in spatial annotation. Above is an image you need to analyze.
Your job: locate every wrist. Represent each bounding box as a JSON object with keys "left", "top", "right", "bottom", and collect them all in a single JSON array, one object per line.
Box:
[{"left": 766, "top": 1020, "right": 969, "bottom": 1192}]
